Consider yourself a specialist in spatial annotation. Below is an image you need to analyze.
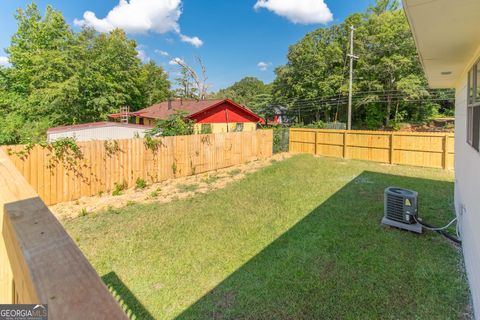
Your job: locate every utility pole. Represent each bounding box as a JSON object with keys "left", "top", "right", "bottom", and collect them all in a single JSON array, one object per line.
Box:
[{"left": 347, "top": 25, "right": 359, "bottom": 130}]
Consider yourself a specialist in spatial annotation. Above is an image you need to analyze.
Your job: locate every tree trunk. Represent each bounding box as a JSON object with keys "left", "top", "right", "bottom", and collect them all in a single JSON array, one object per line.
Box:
[{"left": 386, "top": 94, "right": 391, "bottom": 127}]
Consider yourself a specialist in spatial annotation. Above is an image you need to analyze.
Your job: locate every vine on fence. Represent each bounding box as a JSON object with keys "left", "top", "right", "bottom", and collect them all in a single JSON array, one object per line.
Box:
[
  {"left": 104, "top": 140, "right": 122, "bottom": 158},
  {"left": 144, "top": 136, "right": 165, "bottom": 154},
  {"left": 7, "top": 138, "right": 85, "bottom": 176}
]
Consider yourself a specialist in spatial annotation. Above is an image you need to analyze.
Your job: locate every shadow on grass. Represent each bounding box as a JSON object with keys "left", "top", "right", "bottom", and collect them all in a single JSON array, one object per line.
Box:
[
  {"left": 102, "top": 271, "right": 155, "bottom": 320},
  {"left": 175, "top": 171, "right": 466, "bottom": 319}
]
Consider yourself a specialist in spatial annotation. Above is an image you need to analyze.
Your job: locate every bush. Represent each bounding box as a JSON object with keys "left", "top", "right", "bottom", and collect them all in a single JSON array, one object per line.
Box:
[
  {"left": 112, "top": 180, "right": 128, "bottom": 196},
  {"left": 135, "top": 178, "right": 147, "bottom": 190},
  {"left": 147, "top": 110, "right": 194, "bottom": 137},
  {"left": 273, "top": 127, "right": 289, "bottom": 154}
]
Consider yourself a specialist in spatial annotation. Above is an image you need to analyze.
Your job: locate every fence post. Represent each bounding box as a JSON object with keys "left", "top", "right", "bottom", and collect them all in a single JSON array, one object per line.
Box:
[
  {"left": 443, "top": 134, "right": 449, "bottom": 169},
  {"left": 343, "top": 131, "right": 348, "bottom": 159},
  {"left": 314, "top": 130, "right": 318, "bottom": 155},
  {"left": 390, "top": 133, "right": 395, "bottom": 164}
]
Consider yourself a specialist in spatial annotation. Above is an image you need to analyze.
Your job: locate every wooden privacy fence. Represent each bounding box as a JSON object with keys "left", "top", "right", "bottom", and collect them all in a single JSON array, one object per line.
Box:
[
  {"left": 0, "top": 149, "right": 128, "bottom": 318},
  {"left": 2, "top": 130, "right": 273, "bottom": 206},
  {"left": 289, "top": 128, "right": 454, "bottom": 170}
]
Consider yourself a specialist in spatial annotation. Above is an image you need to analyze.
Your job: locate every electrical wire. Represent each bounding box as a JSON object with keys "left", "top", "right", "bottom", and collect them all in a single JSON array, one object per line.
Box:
[
  {"left": 414, "top": 216, "right": 457, "bottom": 231},
  {"left": 413, "top": 216, "right": 462, "bottom": 245}
]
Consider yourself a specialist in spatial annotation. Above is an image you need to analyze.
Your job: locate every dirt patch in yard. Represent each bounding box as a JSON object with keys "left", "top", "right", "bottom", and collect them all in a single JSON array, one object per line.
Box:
[{"left": 51, "top": 153, "right": 291, "bottom": 220}]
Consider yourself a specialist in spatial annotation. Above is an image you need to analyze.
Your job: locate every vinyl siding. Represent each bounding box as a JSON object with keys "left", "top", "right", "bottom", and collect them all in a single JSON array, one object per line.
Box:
[{"left": 455, "top": 75, "right": 480, "bottom": 318}]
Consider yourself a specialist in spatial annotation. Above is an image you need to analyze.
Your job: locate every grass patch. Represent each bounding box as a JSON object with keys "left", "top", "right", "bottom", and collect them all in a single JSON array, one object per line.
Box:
[
  {"left": 202, "top": 174, "right": 220, "bottom": 185},
  {"left": 65, "top": 155, "right": 469, "bottom": 319},
  {"left": 177, "top": 183, "right": 199, "bottom": 193},
  {"left": 228, "top": 169, "right": 242, "bottom": 177},
  {"left": 78, "top": 208, "right": 88, "bottom": 217}
]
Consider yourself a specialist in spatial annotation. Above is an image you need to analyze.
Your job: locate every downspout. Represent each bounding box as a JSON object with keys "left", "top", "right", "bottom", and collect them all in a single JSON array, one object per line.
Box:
[{"left": 225, "top": 108, "right": 230, "bottom": 132}]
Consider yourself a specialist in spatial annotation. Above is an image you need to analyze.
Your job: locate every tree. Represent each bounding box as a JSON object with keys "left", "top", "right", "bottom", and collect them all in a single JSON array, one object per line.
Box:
[
  {"left": 171, "top": 57, "right": 209, "bottom": 100},
  {"left": 146, "top": 111, "right": 194, "bottom": 137},
  {"left": 139, "top": 61, "right": 171, "bottom": 106},
  {"left": 271, "top": 0, "right": 449, "bottom": 129},
  {"left": 215, "top": 77, "right": 271, "bottom": 107},
  {"left": 0, "top": 3, "right": 172, "bottom": 144}
]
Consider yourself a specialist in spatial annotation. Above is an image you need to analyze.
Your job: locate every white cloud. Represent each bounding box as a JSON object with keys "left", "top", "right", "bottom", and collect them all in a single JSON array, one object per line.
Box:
[
  {"left": 179, "top": 34, "right": 203, "bottom": 48},
  {"left": 155, "top": 49, "right": 169, "bottom": 57},
  {"left": 257, "top": 61, "right": 271, "bottom": 71},
  {"left": 74, "top": 0, "right": 203, "bottom": 47},
  {"left": 0, "top": 56, "right": 10, "bottom": 67},
  {"left": 254, "top": 0, "right": 333, "bottom": 24},
  {"left": 137, "top": 49, "right": 148, "bottom": 62},
  {"left": 169, "top": 57, "right": 184, "bottom": 65}
]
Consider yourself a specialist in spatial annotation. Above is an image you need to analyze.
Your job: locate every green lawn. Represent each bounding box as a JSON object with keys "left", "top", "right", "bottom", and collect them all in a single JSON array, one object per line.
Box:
[{"left": 64, "top": 154, "right": 470, "bottom": 319}]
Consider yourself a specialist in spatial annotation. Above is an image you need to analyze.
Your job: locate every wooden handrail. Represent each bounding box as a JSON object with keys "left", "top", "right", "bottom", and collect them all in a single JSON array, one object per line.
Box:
[{"left": 0, "top": 149, "right": 127, "bottom": 319}]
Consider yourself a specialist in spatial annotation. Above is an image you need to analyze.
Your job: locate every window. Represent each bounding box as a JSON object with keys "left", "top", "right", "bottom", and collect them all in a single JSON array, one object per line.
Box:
[
  {"left": 467, "top": 61, "right": 480, "bottom": 151},
  {"left": 477, "top": 62, "right": 480, "bottom": 102},
  {"left": 235, "top": 123, "right": 244, "bottom": 132},
  {"left": 200, "top": 124, "right": 212, "bottom": 134},
  {"left": 468, "top": 70, "right": 475, "bottom": 105}
]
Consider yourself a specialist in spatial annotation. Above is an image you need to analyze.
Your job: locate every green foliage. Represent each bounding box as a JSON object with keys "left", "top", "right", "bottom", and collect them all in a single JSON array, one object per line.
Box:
[
  {"left": 148, "top": 186, "right": 162, "bottom": 199},
  {"left": 143, "top": 136, "right": 164, "bottom": 153},
  {"left": 215, "top": 77, "right": 272, "bottom": 107},
  {"left": 64, "top": 155, "right": 468, "bottom": 319},
  {"left": 7, "top": 137, "right": 83, "bottom": 174},
  {"left": 202, "top": 174, "right": 219, "bottom": 185},
  {"left": 172, "top": 162, "right": 178, "bottom": 176},
  {"left": 0, "top": 3, "right": 171, "bottom": 144},
  {"left": 104, "top": 140, "right": 121, "bottom": 157},
  {"left": 112, "top": 180, "right": 128, "bottom": 196},
  {"left": 273, "top": 127, "right": 289, "bottom": 154},
  {"left": 271, "top": 0, "right": 452, "bottom": 127},
  {"left": 135, "top": 178, "right": 147, "bottom": 190},
  {"left": 176, "top": 183, "right": 199, "bottom": 193},
  {"left": 147, "top": 110, "right": 194, "bottom": 137},
  {"left": 228, "top": 169, "right": 242, "bottom": 177},
  {"left": 79, "top": 208, "right": 89, "bottom": 217}
]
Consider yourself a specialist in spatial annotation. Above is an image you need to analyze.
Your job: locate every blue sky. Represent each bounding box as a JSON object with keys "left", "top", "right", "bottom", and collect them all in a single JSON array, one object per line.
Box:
[{"left": 0, "top": 0, "right": 374, "bottom": 91}]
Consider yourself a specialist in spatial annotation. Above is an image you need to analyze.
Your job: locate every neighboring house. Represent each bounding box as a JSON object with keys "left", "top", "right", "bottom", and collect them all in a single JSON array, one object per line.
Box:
[
  {"left": 404, "top": 0, "right": 480, "bottom": 317},
  {"left": 47, "top": 122, "right": 152, "bottom": 142},
  {"left": 126, "top": 99, "right": 262, "bottom": 134},
  {"left": 259, "top": 106, "right": 290, "bottom": 126}
]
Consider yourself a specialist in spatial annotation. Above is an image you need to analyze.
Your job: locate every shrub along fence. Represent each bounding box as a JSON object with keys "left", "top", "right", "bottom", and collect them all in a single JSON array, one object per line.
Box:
[
  {"left": 2, "top": 130, "right": 273, "bottom": 206},
  {"left": 289, "top": 128, "right": 454, "bottom": 170}
]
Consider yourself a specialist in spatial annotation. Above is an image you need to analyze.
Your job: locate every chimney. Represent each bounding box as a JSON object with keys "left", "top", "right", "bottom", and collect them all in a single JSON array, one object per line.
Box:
[
  {"left": 168, "top": 99, "right": 172, "bottom": 110},
  {"left": 180, "top": 97, "right": 183, "bottom": 105}
]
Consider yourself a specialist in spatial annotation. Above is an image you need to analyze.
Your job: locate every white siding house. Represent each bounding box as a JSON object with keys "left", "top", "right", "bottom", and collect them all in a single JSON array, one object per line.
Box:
[
  {"left": 403, "top": 0, "right": 480, "bottom": 318},
  {"left": 47, "top": 122, "right": 152, "bottom": 142}
]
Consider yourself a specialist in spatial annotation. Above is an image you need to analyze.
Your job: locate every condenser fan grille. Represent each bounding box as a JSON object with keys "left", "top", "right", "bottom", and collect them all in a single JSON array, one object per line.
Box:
[{"left": 386, "top": 194, "right": 405, "bottom": 222}]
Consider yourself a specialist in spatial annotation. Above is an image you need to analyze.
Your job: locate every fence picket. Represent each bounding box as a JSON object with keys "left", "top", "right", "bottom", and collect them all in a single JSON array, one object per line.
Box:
[
  {"left": 2, "top": 130, "right": 273, "bottom": 205},
  {"left": 290, "top": 128, "right": 454, "bottom": 170}
]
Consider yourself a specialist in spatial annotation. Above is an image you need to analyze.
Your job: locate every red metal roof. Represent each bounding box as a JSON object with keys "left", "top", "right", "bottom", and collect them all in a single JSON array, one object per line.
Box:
[
  {"left": 47, "top": 122, "right": 152, "bottom": 134},
  {"left": 131, "top": 99, "right": 262, "bottom": 122}
]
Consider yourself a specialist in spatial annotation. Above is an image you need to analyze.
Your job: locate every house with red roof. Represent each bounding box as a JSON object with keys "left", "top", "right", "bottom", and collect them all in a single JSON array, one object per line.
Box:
[{"left": 123, "top": 99, "right": 262, "bottom": 134}]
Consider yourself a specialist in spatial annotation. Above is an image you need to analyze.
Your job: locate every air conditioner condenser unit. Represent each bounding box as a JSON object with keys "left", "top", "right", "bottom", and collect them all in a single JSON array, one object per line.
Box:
[{"left": 382, "top": 187, "right": 422, "bottom": 234}]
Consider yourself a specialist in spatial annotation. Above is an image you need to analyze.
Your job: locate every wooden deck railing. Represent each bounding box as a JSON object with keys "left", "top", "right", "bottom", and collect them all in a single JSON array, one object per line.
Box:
[
  {"left": 290, "top": 128, "right": 455, "bottom": 170},
  {"left": 0, "top": 149, "right": 127, "bottom": 319}
]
